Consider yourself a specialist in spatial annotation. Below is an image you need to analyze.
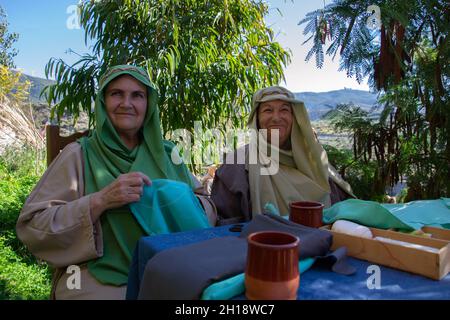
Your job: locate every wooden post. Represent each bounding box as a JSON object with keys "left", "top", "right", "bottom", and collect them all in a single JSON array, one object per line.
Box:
[
  {"left": 46, "top": 124, "right": 61, "bottom": 167},
  {"left": 45, "top": 124, "right": 89, "bottom": 167}
]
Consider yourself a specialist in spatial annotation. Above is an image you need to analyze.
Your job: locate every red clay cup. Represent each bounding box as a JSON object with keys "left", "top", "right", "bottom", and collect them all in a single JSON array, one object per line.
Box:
[
  {"left": 289, "top": 201, "right": 324, "bottom": 228},
  {"left": 245, "top": 231, "right": 300, "bottom": 300}
]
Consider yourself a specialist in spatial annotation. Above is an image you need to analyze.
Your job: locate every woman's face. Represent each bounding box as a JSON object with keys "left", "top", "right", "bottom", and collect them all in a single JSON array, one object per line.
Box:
[
  {"left": 257, "top": 99, "right": 293, "bottom": 149},
  {"left": 104, "top": 74, "right": 148, "bottom": 138}
]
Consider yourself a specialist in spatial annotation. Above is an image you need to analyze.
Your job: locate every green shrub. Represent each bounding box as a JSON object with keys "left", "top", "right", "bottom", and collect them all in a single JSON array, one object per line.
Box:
[
  {"left": 0, "top": 169, "right": 39, "bottom": 231},
  {"left": 324, "top": 144, "right": 384, "bottom": 201},
  {"left": 0, "top": 145, "right": 51, "bottom": 299},
  {"left": 0, "top": 154, "right": 42, "bottom": 264},
  {"left": 0, "top": 145, "right": 43, "bottom": 231},
  {"left": 0, "top": 234, "right": 51, "bottom": 300}
]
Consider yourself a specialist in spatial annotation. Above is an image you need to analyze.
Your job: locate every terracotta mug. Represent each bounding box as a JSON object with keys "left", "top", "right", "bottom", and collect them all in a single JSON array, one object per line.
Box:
[
  {"left": 289, "top": 201, "right": 324, "bottom": 228},
  {"left": 245, "top": 231, "right": 300, "bottom": 300}
]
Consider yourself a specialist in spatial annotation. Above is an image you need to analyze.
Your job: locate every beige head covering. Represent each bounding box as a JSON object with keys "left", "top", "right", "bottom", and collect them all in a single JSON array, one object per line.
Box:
[{"left": 246, "top": 86, "right": 354, "bottom": 216}]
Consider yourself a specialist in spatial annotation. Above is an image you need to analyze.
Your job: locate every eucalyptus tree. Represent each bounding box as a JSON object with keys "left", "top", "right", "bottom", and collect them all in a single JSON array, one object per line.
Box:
[{"left": 44, "top": 0, "right": 290, "bottom": 135}]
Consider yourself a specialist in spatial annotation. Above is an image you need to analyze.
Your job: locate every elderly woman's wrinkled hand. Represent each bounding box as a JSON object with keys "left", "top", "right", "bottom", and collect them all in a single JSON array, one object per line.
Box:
[{"left": 89, "top": 172, "right": 151, "bottom": 223}]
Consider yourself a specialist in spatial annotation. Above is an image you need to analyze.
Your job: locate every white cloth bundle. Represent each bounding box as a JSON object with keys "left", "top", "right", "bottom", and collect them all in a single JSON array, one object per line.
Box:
[
  {"left": 331, "top": 220, "right": 373, "bottom": 239},
  {"left": 374, "top": 236, "right": 440, "bottom": 253}
]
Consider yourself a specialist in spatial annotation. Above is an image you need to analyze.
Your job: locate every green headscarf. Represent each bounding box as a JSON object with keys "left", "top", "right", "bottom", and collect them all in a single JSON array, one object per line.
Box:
[{"left": 79, "top": 65, "right": 194, "bottom": 286}]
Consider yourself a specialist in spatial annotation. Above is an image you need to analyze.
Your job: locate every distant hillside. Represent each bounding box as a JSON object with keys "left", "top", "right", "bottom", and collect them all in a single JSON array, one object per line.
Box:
[
  {"left": 19, "top": 73, "right": 55, "bottom": 104},
  {"left": 295, "top": 89, "right": 379, "bottom": 120},
  {"left": 23, "top": 74, "right": 379, "bottom": 119}
]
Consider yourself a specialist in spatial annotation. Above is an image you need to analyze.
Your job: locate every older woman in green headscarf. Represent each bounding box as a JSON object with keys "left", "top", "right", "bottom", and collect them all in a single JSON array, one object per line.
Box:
[
  {"left": 211, "top": 86, "right": 354, "bottom": 225},
  {"left": 16, "top": 65, "right": 203, "bottom": 299}
]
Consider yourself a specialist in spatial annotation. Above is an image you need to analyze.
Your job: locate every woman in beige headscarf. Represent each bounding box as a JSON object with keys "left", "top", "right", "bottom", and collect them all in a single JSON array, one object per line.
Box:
[{"left": 211, "top": 86, "right": 354, "bottom": 225}]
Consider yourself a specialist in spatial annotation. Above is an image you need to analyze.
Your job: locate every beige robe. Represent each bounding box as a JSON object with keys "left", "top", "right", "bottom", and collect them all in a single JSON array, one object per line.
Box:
[{"left": 16, "top": 142, "right": 127, "bottom": 300}]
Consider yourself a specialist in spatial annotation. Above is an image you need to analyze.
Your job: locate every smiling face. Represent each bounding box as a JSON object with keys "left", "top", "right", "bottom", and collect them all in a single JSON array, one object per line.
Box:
[
  {"left": 257, "top": 99, "right": 293, "bottom": 149},
  {"left": 104, "top": 74, "right": 148, "bottom": 141}
]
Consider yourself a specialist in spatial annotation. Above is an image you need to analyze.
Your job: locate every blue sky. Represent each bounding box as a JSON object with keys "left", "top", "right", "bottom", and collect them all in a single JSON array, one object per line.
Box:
[{"left": 1, "top": 0, "right": 370, "bottom": 92}]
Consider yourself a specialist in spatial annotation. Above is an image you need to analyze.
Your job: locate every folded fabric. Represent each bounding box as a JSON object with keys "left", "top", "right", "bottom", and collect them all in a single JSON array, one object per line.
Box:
[
  {"left": 129, "top": 179, "right": 210, "bottom": 235},
  {"left": 324, "top": 199, "right": 415, "bottom": 231},
  {"left": 137, "top": 213, "right": 355, "bottom": 300},
  {"left": 201, "top": 258, "right": 316, "bottom": 300},
  {"left": 374, "top": 236, "right": 440, "bottom": 253},
  {"left": 381, "top": 198, "right": 450, "bottom": 230},
  {"left": 240, "top": 213, "right": 332, "bottom": 259},
  {"left": 314, "top": 246, "right": 355, "bottom": 275},
  {"left": 324, "top": 198, "right": 450, "bottom": 231},
  {"left": 126, "top": 224, "right": 240, "bottom": 300},
  {"left": 241, "top": 214, "right": 355, "bottom": 275},
  {"left": 441, "top": 197, "right": 450, "bottom": 209},
  {"left": 138, "top": 236, "right": 247, "bottom": 300}
]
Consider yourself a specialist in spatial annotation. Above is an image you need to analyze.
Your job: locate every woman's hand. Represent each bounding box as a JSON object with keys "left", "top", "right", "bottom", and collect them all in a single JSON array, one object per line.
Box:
[{"left": 89, "top": 172, "right": 151, "bottom": 223}]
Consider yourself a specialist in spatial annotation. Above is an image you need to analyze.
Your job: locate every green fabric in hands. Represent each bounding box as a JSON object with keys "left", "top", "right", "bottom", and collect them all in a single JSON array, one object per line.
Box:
[
  {"left": 89, "top": 179, "right": 208, "bottom": 286},
  {"left": 129, "top": 180, "right": 210, "bottom": 235}
]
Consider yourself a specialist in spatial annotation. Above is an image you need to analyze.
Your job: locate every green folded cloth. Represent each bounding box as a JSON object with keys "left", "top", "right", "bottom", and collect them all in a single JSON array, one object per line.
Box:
[
  {"left": 201, "top": 258, "right": 316, "bottom": 300},
  {"left": 323, "top": 198, "right": 450, "bottom": 231},
  {"left": 381, "top": 198, "right": 450, "bottom": 230},
  {"left": 442, "top": 198, "right": 450, "bottom": 208}
]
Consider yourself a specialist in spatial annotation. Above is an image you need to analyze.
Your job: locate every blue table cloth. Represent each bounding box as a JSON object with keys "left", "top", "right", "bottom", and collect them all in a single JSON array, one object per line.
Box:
[{"left": 127, "top": 225, "right": 450, "bottom": 300}]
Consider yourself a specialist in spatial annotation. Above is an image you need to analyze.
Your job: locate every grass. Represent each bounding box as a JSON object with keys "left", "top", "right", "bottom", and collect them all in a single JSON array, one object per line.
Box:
[{"left": 0, "top": 234, "right": 51, "bottom": 300}]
